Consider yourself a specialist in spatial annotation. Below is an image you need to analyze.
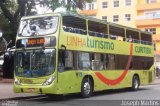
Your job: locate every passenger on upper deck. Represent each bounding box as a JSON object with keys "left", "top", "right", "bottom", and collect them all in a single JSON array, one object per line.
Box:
[{"left": 128, "top": 35, "right": 133, "bottom": 42}]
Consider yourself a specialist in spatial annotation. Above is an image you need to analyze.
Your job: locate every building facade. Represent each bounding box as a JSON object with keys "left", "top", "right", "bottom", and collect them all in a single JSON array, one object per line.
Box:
[
  {"left": 79, "top": 0, "right": 160, "bottom": 68},
  {"left": 80, "top": 0, "right": 137, "bottom": 28},
  {"left": 136, "top": 0, "right": 160, "bottom": 68}
]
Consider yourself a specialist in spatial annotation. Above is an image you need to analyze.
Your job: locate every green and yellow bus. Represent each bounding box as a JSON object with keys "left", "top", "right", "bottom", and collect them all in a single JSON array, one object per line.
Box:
[{"left": 14, "top": 12, "right": 154, "bottom": 98}]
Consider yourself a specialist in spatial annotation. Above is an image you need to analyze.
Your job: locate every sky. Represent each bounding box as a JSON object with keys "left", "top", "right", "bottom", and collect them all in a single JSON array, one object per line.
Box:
[{"left": 36, "top": 5, "right": 66, "bottom": 14}]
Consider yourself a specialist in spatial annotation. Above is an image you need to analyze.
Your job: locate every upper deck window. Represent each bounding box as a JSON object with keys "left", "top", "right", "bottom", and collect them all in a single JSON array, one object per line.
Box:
[
  {"left": 18, "top": 16, "right": 58, "bottom": 37},
  {"left": 62, "top": 16, "right": 87, "bottom": 35},
  {"left": 88, "top": 20, "right": 108, "bottom": 38}
]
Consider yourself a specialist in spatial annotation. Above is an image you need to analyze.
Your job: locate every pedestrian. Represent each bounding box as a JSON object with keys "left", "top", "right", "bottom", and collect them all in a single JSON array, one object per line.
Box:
[{"left": 128, "top": 35, "right": 133, "bottom": 42}]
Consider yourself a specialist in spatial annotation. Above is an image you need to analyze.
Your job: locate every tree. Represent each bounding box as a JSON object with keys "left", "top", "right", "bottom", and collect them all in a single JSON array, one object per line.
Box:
[
  {"left": 0, "top": 0, "right": 93, "bottom": 43},
  {"left": 40, "top": 0, "right": 93, "bottom": 12},
  {"left": 0, "top": 0, "right": 37, "bottom": 43},
  {"left": 62, "top": 0, "right": 93, "bottom": 11}
]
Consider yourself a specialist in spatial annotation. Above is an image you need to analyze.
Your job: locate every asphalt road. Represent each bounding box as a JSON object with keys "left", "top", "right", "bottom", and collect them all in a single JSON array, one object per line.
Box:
[{"left": 1, "top": 85, "right": 160, "bottom": 106}]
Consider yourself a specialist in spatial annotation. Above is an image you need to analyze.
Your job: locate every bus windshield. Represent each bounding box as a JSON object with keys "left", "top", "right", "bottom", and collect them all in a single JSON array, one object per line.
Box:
[
  {"left": 18, "top": 16, "right": 58, "bottom": 36},
  {"left": 15, "top": 49, "right": 55, "bottom": 77}
]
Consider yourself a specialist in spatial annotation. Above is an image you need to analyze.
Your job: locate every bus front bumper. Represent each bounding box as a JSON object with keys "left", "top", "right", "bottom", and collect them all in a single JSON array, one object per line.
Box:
[{"left": 13, "top": 83, "right": 61, "bottom": 95}]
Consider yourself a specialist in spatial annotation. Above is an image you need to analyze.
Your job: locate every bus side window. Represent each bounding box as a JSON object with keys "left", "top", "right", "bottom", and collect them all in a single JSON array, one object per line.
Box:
[
  {"left": 104, "top": 54, "right": 109, "bottom": 70},
  {"left": 106, "top": 54, "right": 115, "bottom": 70},
  {"left": 88, "top": 20, "right": 108, "bottom": 37},
  {"left": 91, "top": 53, "right": 104, "bottom": 70},
  {"left": 58, "top": 50, "right": 74, "bottom": 71},
  {"left": 58, "top": 50, "right": 65, "bottom": 72},
  {"left": 62, "top": 16, "right": 87, "bottom": 35},
  {"left": 78, "top": 52, "right": 90, "bottom": 70},
  {"left": 64, "top": 51, "right": 74, "bottom": 70}
]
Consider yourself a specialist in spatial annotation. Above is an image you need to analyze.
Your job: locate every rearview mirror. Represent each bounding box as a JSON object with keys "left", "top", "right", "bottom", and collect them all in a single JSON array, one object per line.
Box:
[{"left": 0, "top": 32, "right": 2, "bottom": 37}]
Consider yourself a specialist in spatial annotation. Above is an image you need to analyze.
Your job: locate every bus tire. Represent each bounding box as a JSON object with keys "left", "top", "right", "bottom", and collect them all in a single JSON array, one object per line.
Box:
[
  {"left": 81, "top": 78, "right": 93, "bottom": 98},
  {"left": 132, "top": 75, "right": 140, "bottom": 91}
]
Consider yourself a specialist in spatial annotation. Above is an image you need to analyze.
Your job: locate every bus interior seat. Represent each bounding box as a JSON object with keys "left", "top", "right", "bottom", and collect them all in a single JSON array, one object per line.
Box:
[
  {"left": 97, "top": 33, "right": 102, "bottom": 37},
  {"left": 110, "top": 35, "right": 117, "bottom": 40},
  {"left": 89, "top": 31, "right": 95, "bottom": 36},
  {"left": 104, "top": 34, "right": 108, "bottom": 38}
]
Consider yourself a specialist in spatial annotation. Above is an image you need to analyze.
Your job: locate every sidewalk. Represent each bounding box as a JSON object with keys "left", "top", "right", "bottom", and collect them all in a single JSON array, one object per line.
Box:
[
  {"left": 0, "top": 78, "right": 13, "bottom": 83},
  {"left": 150, "top": 77, "right": 160, "bottom": 85},
  {"left": 0, "top": 79, "right": 42, "bottom": 100},
  {"left": 0, "top": 78, "right": 160, "bottom": 100}
]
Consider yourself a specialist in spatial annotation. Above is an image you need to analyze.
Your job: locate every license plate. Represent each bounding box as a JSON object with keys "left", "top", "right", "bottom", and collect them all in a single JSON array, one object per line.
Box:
[{"left": 26, "top": 88, "right": 35, "bottom": 93}]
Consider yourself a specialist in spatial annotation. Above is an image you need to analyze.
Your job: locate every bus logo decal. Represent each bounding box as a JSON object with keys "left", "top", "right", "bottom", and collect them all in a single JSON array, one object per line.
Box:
[
  {"left": 66, "top": 36, "right": 114, "bottom": 50},
  {"left": 95, "top": 43, "right": 133, "bottom": 86}
]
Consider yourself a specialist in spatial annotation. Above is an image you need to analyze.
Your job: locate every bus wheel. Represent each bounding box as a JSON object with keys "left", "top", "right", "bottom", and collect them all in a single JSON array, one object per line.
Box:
[
  {"left": 132, "top": 75, "right": 140, "bottom": 91},
  {"left": 81, "top": 78, "right": 93, "bottom": 98}
]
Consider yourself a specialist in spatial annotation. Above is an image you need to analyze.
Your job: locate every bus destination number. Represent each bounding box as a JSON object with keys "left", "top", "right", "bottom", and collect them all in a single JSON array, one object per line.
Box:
[{"left": 27, "top": 38, "right": 45, "bottom": 46}]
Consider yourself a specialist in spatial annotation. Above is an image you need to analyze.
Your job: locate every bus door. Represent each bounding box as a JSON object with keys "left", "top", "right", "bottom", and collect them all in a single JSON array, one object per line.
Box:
[{"left": 57, "top": 50, "right": 79, "bottom": 94}]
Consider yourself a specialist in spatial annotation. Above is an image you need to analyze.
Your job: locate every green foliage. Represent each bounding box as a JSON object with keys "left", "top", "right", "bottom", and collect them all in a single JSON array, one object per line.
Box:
[
  {"left": 0, "top": 13, "right": 12, "bottom": 41},
  {"left": 53, "top": 0, "right": 93, "bottom": 12},
  {"left": 0, "top": 0, "right": 93, "bottom": 43}
]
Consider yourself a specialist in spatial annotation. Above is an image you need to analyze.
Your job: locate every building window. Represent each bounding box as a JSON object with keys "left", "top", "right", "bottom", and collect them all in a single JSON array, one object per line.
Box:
[
  {"left": 102, "top": 16, "right": 107, "bottom": 21},
  {"left": 125, "top": 14, "right": 131, "bottom": 21},
  {"left": 145, "top": 12, "right": 156, "bottom": 19},
  {"left": 102, "top": 2, "right": 108, "bottom": 8},
  {"left": 145, "top": 28, "right": 156, "bottom": 34},
  {"left": 113, "top": 15, "right": 119, "bottom": 22},
  {"left": 146, "top": 0, "right": 157, "bottom": 4},
  {"left": 89, "top": 3, "right": 94, "bottom": 10},
  {"left": 83, "top": 3, "right": 86, "bottom": 10},
  {"left": 125, "top": 0, "right": 131, "bottom": 6},
  {"left": 113, "top": 0, "right": 119, "bottom": 7}
]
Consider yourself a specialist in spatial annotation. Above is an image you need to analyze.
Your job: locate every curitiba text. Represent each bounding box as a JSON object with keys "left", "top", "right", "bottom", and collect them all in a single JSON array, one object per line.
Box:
[{"left": 135, "top": 46, "right": 151, "bottom": 54}]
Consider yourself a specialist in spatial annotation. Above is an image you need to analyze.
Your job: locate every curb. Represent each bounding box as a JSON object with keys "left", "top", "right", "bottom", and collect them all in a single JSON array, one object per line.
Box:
[
  {"left": 149, "top": 78, "right": 160, "bottom": 85},
  {"left": 0, "top": 79, "right": 13, "bottom": 83},
  {"left": 150, "top": 82, "right": 160, "bottom": 85},
  {"left": 0, "top": 95, "right": 45, "bottom": 101}
]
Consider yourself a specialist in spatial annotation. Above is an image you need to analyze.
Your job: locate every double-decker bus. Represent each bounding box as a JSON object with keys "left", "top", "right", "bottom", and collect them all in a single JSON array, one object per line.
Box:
[{"left": 14, "top": 12, "right": 154, "bottom": 98}]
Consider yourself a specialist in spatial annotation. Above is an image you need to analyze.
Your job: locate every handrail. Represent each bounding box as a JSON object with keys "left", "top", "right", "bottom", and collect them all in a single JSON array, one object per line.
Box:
[{"left": 62, "top": 26, "right": 153, "bottom": 46}]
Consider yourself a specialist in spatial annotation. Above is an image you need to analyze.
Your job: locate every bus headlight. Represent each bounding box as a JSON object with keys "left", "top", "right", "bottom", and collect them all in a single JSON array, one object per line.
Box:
[
  {"left": 43, "top": 76, "right": 56, "bottom": 86},
  {"left": 14, "top": 78, "right": 21, "bottom": 85}
]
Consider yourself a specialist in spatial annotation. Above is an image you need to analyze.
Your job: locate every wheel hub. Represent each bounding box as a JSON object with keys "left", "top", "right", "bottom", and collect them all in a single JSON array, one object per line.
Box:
[{"left": 83, "top": 82, "right": 90, "bottom": 95}]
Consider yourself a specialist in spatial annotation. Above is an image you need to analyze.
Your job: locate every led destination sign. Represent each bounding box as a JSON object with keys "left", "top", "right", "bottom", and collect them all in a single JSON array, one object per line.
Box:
[
  {"left": 27, "top": 38, "right": 45, "bottom": 46},
  {"left": 16, "top": 37, "right": 56, "bottom": 48}
]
